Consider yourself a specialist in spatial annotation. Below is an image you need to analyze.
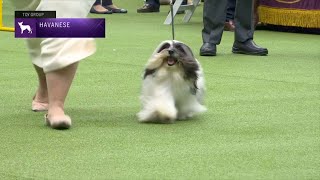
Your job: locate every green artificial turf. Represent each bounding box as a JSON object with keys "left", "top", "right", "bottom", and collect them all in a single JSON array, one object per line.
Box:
[{"left": 0, "top": 1, "right": 319, "bottom": 179}]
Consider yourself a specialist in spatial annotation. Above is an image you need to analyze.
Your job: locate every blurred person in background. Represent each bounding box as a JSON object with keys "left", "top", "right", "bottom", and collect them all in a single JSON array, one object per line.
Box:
[
  {"left": 200, "top": 0, "right": 268, "bottom": 56},
  {"left": 90, "top": 0, "right": 127, "bottom": 14}
]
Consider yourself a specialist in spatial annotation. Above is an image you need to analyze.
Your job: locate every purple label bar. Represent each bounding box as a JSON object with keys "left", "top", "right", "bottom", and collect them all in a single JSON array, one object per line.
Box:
[{"left": 15, "top": 18, "right": 105, "bottom": 38}]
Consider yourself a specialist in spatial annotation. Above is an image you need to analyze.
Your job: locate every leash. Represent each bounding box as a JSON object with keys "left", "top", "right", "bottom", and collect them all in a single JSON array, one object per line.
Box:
[{"left": 170, "top": 1, "right": 175, "bottom": 41}]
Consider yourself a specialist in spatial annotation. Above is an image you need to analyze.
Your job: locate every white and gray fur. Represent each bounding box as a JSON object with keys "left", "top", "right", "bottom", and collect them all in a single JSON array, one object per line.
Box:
[{"left": 137, "top": 40, "right": 207, "bottom": 123}]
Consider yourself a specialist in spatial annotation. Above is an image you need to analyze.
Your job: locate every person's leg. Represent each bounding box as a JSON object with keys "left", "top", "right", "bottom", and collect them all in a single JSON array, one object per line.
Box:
[
  {"left": 26, "top": 1, "right": 96, "bottom": 129},
  {"left": 202, "top": 0, "right": 228, "bottom": 45},
  {"left": 102, "top": 0, "right": 128, "bottom": 13},
  {"left": 91, "top": 0, "right": 112, "bottom": 14},
  {"left": 226, "top": 0, "right": 235, "bottom": 22},
  {"left": 234, "top": 0, "right": 253, "bottom": 43},
  {"left": 254, "top": 0, "right": 260, "bottom": 27},
  {"left": 46, "top": 62, "right": 78, "bottom": 118},
  {"left": 33, "top": 65, "right": 48, "bottom": 102},
  {"left": 200, "top": 0, "right": 228, "bottom": 56},
  {"left": 137, "top": 0, "right": 160, "bottom": 13},
  {"left": 224, "top": 0, "right": 236, "bottom": 31},
  {"left": 148, "top": 0, "right": 160, "bottom": 7},
  {"left": 101, "top": 0, "right": 112, "bottom": 6},
  {"left": 93, "top": 0, "right": 101, "bottom": 5},
  {"left": 232, "top": 0, "right": 268, "bottom": 55},
  {"left": 38, "top": 36, "right": 95, "bottom": 128},
  {"left": 26, "top": 39, "right": 49, "bottom": 111}
]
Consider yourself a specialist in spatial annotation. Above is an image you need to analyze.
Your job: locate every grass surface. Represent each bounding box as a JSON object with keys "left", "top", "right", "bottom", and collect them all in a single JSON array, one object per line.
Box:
[{"left": 1, "top": 1, "right": 320, "bottom": 179}]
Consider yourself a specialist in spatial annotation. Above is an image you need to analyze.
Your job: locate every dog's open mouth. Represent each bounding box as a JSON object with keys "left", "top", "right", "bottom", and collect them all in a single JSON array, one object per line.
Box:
[{"left": 167, "top": 57, "right": 178, "bottom": 66}]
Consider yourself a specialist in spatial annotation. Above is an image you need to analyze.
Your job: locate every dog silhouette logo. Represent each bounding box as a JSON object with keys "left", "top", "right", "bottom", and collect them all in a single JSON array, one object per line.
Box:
[{"left": 18, "top": 22, "right": 33, "bottom": 34}]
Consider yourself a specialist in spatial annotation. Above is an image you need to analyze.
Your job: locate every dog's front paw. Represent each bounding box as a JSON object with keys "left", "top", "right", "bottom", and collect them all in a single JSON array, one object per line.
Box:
[
  {"left": 177, "top": 104, "right": 207, "bottom": 120},
  {"left": 137, "top": 108, "right": 177, "bottom": 124},
  {"left": 177, "top": 113, "right": 192, "bottom": 120}
]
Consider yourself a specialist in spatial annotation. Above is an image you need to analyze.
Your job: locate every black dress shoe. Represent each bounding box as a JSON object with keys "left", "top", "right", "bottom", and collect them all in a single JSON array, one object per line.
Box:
[
  {"left": 137, "top": 4, "right": 160, "bottom": 13},
  {"left": 232, "top": 40, "right": 268, "bottom": 55},
  {"left": 200, "top": 43, "right": 216, "bottom": 56},
  {"left": 90, "top": 7, "right": 112, "bottom": 14}
]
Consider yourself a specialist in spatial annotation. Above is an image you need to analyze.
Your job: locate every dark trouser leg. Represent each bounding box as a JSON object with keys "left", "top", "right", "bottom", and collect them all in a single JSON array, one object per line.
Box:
[
  {"left": 226, "top": 0, "right": 236, "bottom": 21},
  {"left": 93, "top": 0, "right": 101, "bottom": 5},
  {"left": 254, "top": 0, "right": 260, "bottom": 26},
  {"left": 101, "top": 0, "right": 113, "bottom": 6},
  {"left": 234, "top": 0, "right": 254, "bottom": 42},
  {"left": 147, "top": 0, "right": 160, "bottom": 7},
  {"left": 202, "top": 0, "right": 228, "bottom": 44}
]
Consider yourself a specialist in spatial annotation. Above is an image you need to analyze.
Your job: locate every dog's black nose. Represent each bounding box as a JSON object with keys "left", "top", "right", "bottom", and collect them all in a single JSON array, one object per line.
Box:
[{"left": 168, "top": 49, "right": 174, "bottom": 56}]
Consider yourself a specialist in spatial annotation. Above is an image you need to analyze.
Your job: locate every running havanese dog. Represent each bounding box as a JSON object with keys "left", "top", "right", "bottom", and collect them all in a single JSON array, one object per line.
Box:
[{"left": 137, "top": 40, "right": 207, "bottom": 123}]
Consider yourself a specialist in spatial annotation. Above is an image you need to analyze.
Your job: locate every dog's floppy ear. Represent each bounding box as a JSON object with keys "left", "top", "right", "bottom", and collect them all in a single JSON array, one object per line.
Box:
[
  {"left": 175, "top": 43, "right": 200, "bottom": 90},
  {"left": 157, "top": 42, "right": 170, "bottom": 53},
  {"left": 175, "top": 42, "right": 195, "bottom": 59},
  {"left": 150, "top": 40, "right": 172, "bottom": 57},
  {"left": 143, "top": 41, "right": 172, "bottom": 79},
  {"left": 183, "top": 44, "right": 195, "bottom": 58},
  {"left": 143, "top": 69, "right": 156, "bottom": 79}
]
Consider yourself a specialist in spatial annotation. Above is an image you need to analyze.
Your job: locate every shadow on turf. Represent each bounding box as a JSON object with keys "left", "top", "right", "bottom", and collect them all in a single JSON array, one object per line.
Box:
[
  {"left": 5, "top": 108, "right": 206, "bottom": 130},
  {"left": 63, "top": 108, "right": 204, "bottom": 127}
]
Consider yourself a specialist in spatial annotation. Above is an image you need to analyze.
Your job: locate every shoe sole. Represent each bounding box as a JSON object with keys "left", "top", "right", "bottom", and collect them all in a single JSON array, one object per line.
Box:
[
  {"left": 90, "top": 10, "right": 112, "bottom": 14},
  {"left": 232, "top": 47, "right": 268, "bottom": 56},
  {"left": 137, "top": 10, "right": 160, "bottom": 13},
  {"left": 200, "top": 52, "right": 216, "bottom": 56}
]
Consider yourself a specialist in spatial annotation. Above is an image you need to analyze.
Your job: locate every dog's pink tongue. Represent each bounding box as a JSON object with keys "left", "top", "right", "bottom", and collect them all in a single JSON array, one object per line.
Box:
[{"left": 167, "top": 57, "right": 176, "bottom": 66}]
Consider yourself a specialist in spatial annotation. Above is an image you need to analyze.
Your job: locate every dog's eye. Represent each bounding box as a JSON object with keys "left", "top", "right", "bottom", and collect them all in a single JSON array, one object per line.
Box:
[
  {"left": 175, "top": 44, "right": 186, "bottom": 53},
  {"left": 158, "top": 43, "right": 170, "bottom": 53},
  {"left": 175, "top": 43, "right": 195, "bottom": 57}
]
